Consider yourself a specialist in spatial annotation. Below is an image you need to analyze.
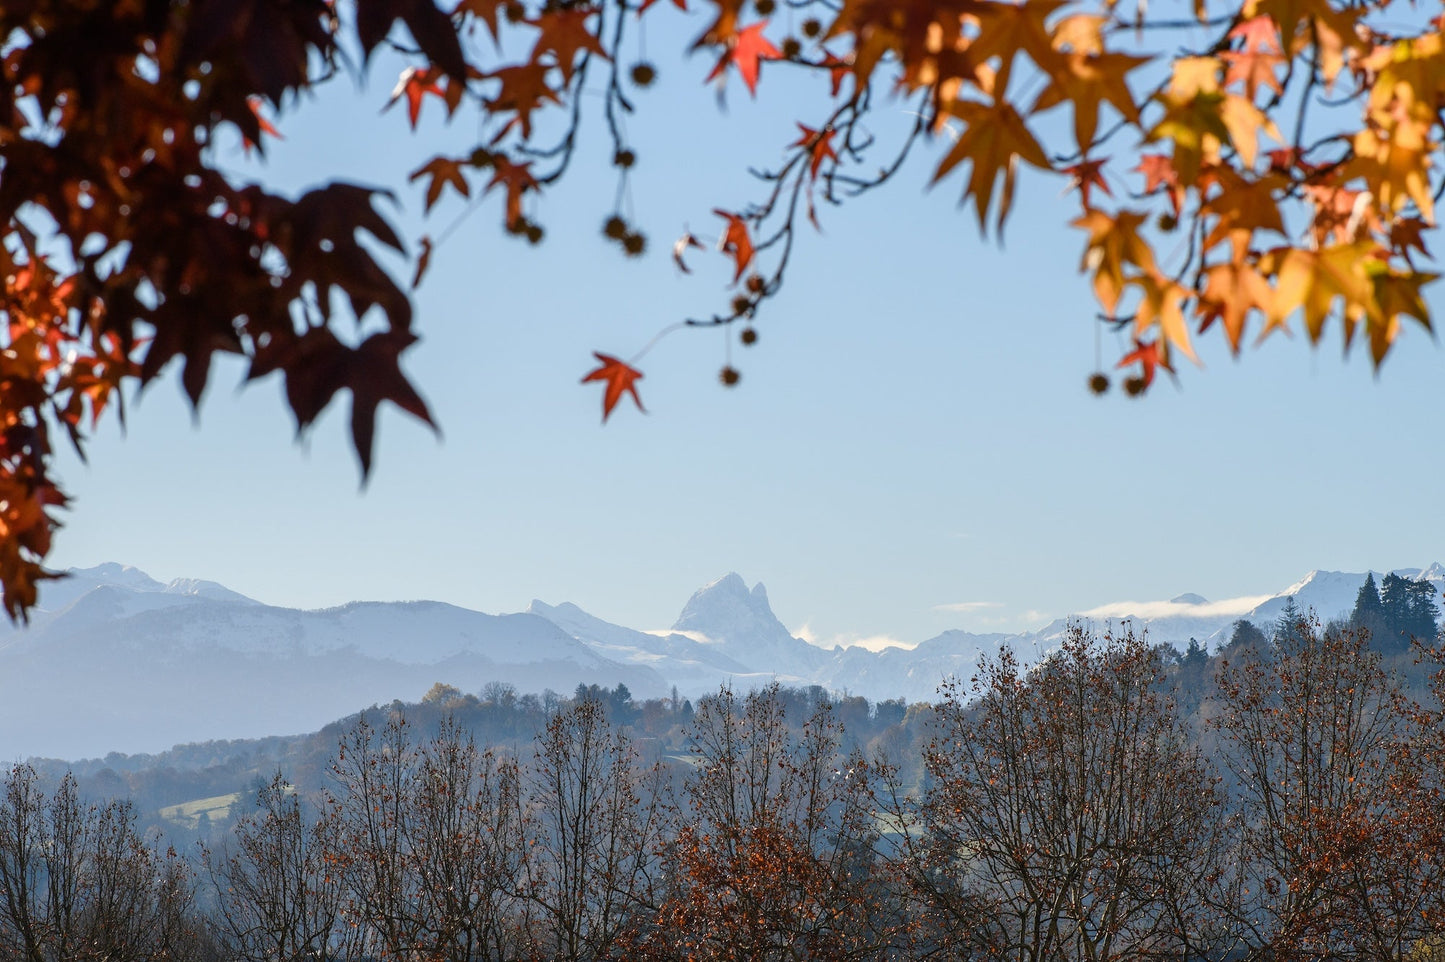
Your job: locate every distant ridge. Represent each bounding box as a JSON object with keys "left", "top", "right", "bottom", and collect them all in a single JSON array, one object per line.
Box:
[{"left": 3, "top": 562, "right": 1438, "bottom": 761}]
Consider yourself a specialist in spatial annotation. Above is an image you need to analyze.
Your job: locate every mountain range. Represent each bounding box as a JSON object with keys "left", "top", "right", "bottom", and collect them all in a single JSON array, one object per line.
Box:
[{"left": 2, "top": 562, "right": 1440, "bottom": 761}]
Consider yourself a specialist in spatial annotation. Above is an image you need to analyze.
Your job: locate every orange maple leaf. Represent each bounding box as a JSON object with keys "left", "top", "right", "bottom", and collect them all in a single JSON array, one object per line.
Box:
[
  {"left": 705, "top": 21, "right": 781, "bottom": 96},
  {"left": 713, "top": 210, "right": 754, "bottom": 283},
  {"left": 1135, "top": 154, "right": 1184, "bottom": 215},
  {"left": 582, "top": 353, "right": 645, "bottom": 421},
  {"left": 387, "top": 66, "right": 446, "bottom": 128},
  {"left": 1222, "top": 19, "right": 1284, "bottom": 100}
]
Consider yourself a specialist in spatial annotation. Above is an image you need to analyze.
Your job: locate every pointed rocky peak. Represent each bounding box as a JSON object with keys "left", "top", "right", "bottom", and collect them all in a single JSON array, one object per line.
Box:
[
  {"left": 673, "top": 573, "right": 782, "bottom": 637},
  {"left": 1170, "top": 593, "right": 1208, "bottom": 605},
  {"left": 671, "top": 573, "right": 823, "bottom": 676}
]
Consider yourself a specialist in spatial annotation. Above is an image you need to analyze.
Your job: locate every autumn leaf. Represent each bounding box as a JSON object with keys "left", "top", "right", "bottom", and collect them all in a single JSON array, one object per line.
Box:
[
  {"left": 1197, "top": 258, "right": 1277, "bottom": 352},
  {"left": 1031, "top": 51, "right": 1148, "bottom": 154},
  {"left": 714, "top": 210, "right": 754, "bottom": 282},
  {"left": 1061, "top": 157, "right": 1111, "bottom": 208},
  {"left": 483, "top": 62, "right": 562, "bottom": 141},
  {"left": 934, "top": 99, "right": 1051, "bottom": 233},
  {"left": 484, "top": 156, "right": 539, "bottom": 228},
  {"left": 1073, "top": 208, "right": 1156, "bottom": 314},
  {"left": 581, "top": 352, "right": 645, "bottom": 422},
  {"left": 1131, "top": 269, "right": 1199, "bottom": 363},
  {"left": 409, "top": 156, "right": 471, "bottom": 211},
  {"left": 243, "top": 96, "right": 283, "bottom": 153},
  {"left": 1223, "top": 22, "right": 1285, "bottom": 99},
  {"left": 1116, "top": 337, "right": 1172, "bottom": 388},
  {"left": 386, "top": 66, "right": 447, "bottom": 128},
  {"left": 348, "top": 330, "right": 438, "bottom": 480},
  {"left": 793, "top": 124, "right": 839, "bottom": 182},
  {"left": 705, "top": 21, "right": 781, "bottom": 96},
  {"left": 1135, "top": 154, "right": 1184, "bottom": 215},
  {"left": 529, "top": 7, "right": 607, "bottom": 84}
]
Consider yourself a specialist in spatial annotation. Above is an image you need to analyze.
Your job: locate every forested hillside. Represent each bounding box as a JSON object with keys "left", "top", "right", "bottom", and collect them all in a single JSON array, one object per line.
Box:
[{"left": 6, "top": 604, "right": 1445, "bottom": 961}]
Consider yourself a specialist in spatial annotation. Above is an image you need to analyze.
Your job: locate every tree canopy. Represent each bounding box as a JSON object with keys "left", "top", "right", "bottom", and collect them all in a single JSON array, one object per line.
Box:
[{"left": 2, "top": 0, "right": 1443, "bottom": 616}]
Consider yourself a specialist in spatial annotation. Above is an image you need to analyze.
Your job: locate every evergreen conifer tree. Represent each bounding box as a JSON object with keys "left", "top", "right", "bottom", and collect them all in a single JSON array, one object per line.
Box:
[
  {"left": 1273, "top": 598, "right": 1308, "bottom": 650},
  {"left": 1350, "top": 572, "right": 1389, "bottom": 648}
]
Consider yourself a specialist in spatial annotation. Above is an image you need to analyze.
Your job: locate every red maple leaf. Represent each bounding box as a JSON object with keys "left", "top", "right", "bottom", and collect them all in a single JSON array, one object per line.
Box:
[
  {"left": 484, "top": 156, "right": 539, "bottom": 228},
  {"left": 243, "top": 96, "right": 283, "bottom": 153},
  {"left": 713, "top": 209, "right": 754, "bottom": 283},
  {"left": 1135, "top": 154, "right": 1183, "bottom": 215},
  {"left": 1061, "top": 157, "right": 1110, "bottom": 208},
  {"left": 1116, "top": 337, "right": 1172, "bottom": 388},
  {"left": 792, "top": 124, "right": 838, "bottom": 182},
  {"left": 387, "top": 66, "right": 446, "bottom": 128},
  {"left": 705, "top": 21, "right": 781, "bottom": 96},
  {"left": 582, "top": 353, "right": 645, "bottom": 421}
]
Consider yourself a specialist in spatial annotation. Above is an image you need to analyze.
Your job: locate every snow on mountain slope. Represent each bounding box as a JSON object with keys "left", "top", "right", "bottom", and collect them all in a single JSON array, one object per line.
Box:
[
  {"left": 0, "top": 567, "right": 667, "bottom": 760},
  {"left": 9, "top": 561, "right": 1442, "bottom": 761},
  {"left": 1038, "top": 565, "right": 1445, "bottom": 648},
  {"left": 670, "top": 574, "right": 827, "bottom": 680},
  {"left": 526, "top": 599, "right": 761, "bottom": 694}
]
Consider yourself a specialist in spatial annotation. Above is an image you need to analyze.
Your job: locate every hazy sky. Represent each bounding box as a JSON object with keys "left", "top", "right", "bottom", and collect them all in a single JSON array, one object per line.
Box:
[{"left": 45, "top": 12, "right": 1445, "bottom": 650}]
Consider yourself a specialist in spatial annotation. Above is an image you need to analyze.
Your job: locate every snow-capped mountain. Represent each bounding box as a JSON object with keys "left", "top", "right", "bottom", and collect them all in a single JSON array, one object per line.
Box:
[
  {"left": 0, "top": 565, "right": 667, "bottom": 761},
  {"left": 1038, "top": 565, "right": 1445, "bottom": 648},
  {"left": 4, "top": 561, "right": 1439, "bottom": 762},
  {"left": 670, "top": 573, "right": 829, "bottom": 679}
]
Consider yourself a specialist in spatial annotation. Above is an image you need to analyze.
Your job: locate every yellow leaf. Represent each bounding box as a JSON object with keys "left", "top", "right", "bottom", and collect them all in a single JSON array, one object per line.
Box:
[
  {"left": 1132, "top": 269, "right": 1199, "bottom": 363},
  {"left": 1073, "top": 209, "right": 1155, "bottom": 314},
  {"left": 1263, "top": 242, "right": 1376, "bottom": 342}
]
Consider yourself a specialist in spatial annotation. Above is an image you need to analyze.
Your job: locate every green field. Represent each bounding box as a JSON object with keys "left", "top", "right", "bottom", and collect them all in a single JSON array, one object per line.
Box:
[{"left": 158, "top": 792, "right": 242, "bottom": 830}]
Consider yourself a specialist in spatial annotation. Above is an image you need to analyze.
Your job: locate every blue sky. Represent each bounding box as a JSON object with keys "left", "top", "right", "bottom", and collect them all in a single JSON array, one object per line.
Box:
[{"left": 45, "top": 9, "right": 1445, "bottom": 649}]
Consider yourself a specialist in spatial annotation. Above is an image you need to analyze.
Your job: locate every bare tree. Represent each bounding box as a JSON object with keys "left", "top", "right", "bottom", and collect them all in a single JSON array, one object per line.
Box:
[
  {"left": 520, "top": 697, "right": 663, "bottom": 961},
  {"left": 1213, "top": 617, "right": 1439, "bottom": 960},
  {"left": 0, "top": 763, "right": 207, "bottom": 962},
  {"left": 207, "top": 771, "right": 353, "bottom": 962},
  {"left": 919, "top": 626, "right": 1222, "bottom": 962},
  {"left": 646, "top": 684, "right": 896, "bottom": 961}
]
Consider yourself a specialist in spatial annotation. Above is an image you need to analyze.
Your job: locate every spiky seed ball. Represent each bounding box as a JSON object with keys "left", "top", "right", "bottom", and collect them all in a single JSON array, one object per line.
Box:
[
  {"left": 745, "top": 274, "right": 765, "bottom": 293},
  {"left": 730, "top": 294, "right": 751, "bottom": 314},
  {"left": 603, "top": 215, "right": 628, "bottom": 239},
  {"left": 622, "top": 231, "right": 646, "bottom": 256},
  {"left": 740, "top": 327, "right": 758, "bottom": 346},
  {"left": 781, "top": 36, "right": 801, "bottom": 58},
  {"left": 506, "top": 216, "right": 527, "bottom": 235},
  {"left": 469, "top": 147, "right": 494, "bottom": 167},
  {"left": 1088, "top": 372, "right": 1109, "bottom": 395},
  {"left": 630, "top": 62, "right": 657, "bottom": 87},
  {"left": 754, "top": 0, "right": 775, "bottom": 14},
  {"left": 719, "top": 366, "right": 741, "bottom": 386},
  {"left": 1158, "top": 213, "right": 1178, "bottom": 232},
  {"left": 613, "top": 148, "right": 636, "bottom": 168},
  {"left": 504, "top": 1, "right": 526, "bottom": 21},
  {"left": 1123, "top": 376, "right": 1147, "bottom": 397},
  {"left": 801, "top": 17, "right": 822, "bottom": 36},
  {"left": 526, "top": 224, "right": 544, "bottom": 244}
]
